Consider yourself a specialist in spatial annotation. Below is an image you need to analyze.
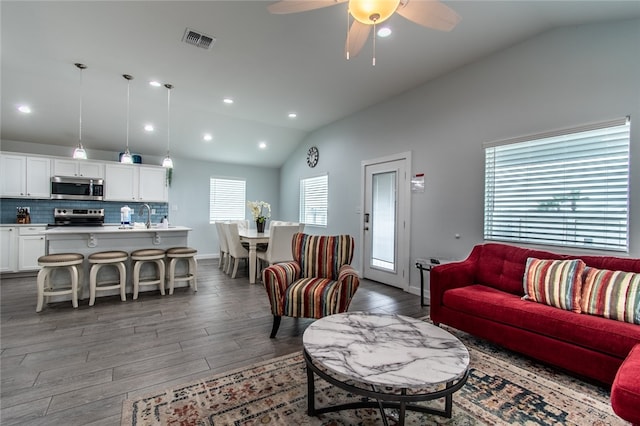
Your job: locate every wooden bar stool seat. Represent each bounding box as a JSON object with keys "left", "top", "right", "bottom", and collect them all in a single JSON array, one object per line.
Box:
[
  {"left": 131, "top": 249, "right": 166, "bottom": 300},
  {"left": 166, "top": 247, "right": 198, "bottom": 295},
  {"left": 36, "top": 253, "right": 84, "bottom": 313},
  {"left": 88, "top": 250, "right": 128, "bottom": 306}
]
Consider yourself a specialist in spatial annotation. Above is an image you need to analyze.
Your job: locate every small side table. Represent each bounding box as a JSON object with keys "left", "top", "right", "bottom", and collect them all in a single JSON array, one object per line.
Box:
[{"left": 416, "top": 258, "right": 455, "bottom": 307}]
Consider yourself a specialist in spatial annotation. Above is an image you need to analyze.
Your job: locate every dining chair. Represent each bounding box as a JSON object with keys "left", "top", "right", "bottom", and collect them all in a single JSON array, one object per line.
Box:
[
  {"left": 230, "top": 220, "right": 250, "bottom": 249},
  {"left": 269, "top": 221, "right": 305, "bottom": 232},
  {"left": 214, "top": 221, "right": 229, "bottom": 271},
  {"left": 224, "top": 222, "right": 250, "bottom": 278},
  {"left": 256, "top": 224, "right": 300, "bottom": 279}
]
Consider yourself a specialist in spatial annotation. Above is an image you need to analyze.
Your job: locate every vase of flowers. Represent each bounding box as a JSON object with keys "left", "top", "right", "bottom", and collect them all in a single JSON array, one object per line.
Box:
[{"left": 248, "top": 200, "right": 271, "bottom": 233}]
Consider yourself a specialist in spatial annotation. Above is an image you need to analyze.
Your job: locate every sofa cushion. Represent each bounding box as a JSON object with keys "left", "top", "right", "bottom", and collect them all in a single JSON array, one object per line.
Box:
[
  {"left": 523, "top": 258, "right": 585, "bottom": 313},
  {"left": 442, "top": 284, "right": 640, "bottom": 359},
  {"left": 582, "top": 267, "right": 640, "bottom": 325}
]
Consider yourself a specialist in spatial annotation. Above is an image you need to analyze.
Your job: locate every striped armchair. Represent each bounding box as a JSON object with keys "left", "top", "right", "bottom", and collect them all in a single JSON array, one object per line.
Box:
[{"left": 262, "top": 232, "right": 360, "bottom": 338}]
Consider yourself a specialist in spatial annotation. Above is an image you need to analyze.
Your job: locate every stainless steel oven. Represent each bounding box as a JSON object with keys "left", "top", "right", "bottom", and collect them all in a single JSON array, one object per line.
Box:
[
  {"left": 52, "top": 208, "right": 105, "bottom": 227},
  {"left": 51, "top": 176, "right": 104, "bottom": 201}
]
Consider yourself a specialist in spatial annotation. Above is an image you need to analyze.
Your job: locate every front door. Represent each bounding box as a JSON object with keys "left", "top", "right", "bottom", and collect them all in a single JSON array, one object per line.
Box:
[{"left": 362, "top": 153, "right": 411, "bottom": 289}]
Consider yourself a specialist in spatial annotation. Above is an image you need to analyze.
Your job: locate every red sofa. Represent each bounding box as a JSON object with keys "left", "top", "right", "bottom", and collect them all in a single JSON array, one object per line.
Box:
[
  {"left": 611, "top": 344, "right": 640, "bottom": 425},
  {"left": 430, "top": 243, "right": 640, "bottom": 386}
]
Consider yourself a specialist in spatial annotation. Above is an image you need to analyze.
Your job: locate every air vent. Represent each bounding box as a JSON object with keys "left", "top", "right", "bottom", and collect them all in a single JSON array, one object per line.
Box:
[{"left": 182, "top": 28, "right": 216, "bottom": 50}]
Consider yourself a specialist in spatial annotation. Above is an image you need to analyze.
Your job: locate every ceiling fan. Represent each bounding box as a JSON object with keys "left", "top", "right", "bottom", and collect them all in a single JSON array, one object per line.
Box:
[{"left": 267, "top": 0, "right": 460, "bottom": 63}]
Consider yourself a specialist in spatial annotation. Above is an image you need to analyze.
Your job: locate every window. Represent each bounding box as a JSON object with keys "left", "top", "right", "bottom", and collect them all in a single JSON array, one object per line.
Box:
[
  {"left": 300, "top": 175, "right": 328, "bottom": 227},
  {"left": 484, "top": 117, "right": 630, "bottom": 252},
  {"left": 209, "top": 177, "right": 246, "bottom": 222}
]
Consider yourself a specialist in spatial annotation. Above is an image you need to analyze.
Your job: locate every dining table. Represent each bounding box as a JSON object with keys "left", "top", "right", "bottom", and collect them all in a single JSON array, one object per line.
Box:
[{"left": 238, "top": 229, "right": 270, "bottom": 284}]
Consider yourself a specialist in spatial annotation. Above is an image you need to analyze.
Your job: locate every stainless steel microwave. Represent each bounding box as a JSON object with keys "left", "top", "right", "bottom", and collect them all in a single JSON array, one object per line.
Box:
[{"left": 51, "top": 176, "right": 104, "bottom": 201}]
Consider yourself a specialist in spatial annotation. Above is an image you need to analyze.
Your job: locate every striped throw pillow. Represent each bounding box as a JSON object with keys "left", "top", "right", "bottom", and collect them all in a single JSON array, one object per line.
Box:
[
  {"left": 523, "top": 258, "right": 586, "bottom": 313},
  {"left": 581, "top": 267, "right": 640, "bottom": 324}
]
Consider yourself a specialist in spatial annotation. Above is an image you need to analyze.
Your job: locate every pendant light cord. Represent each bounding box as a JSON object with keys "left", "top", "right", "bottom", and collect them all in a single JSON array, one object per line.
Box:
[
  {"left": 346, "top": 6, "right": 350, "bottom": 60},
  {"left": 79, "top": 69, "right": 83, "bottom": 142},
  {"left": 372, "top": 21, "right": 376, "bottom": 66},
  {"left": 75, "top": 63, "right": 86, "bottom": 144},
  {"left": 125, "top": 76, "right": 131, "bottom": 150},
  {"left": 165, "top": 84, "right": 173, "bottom": 154}
]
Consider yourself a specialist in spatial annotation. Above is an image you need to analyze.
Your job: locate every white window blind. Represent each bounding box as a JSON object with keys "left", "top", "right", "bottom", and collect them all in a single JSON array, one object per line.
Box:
[
  {"left": 484, "top": 118, "right": 630, "bottom": 252},
  {"left": 209, "top": 177, "right": 246, "bottom": 223},
  {"left": 300, "top": 175, "right": 328, "bottom": 227}
]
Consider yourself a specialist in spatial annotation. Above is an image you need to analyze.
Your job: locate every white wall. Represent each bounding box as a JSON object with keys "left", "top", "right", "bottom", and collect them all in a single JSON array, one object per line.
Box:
[{"left": 280, "top": 19, "right": 640, "bottom": 293}]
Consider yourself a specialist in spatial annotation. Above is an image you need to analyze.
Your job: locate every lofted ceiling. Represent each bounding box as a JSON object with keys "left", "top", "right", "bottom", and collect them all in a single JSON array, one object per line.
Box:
[{"left": 2, "top": 1, "right": 639, "bottom": 168}]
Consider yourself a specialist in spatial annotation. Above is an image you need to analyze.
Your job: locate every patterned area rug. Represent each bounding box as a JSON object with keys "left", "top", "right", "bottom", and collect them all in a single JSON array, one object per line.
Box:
[{"left": 121, "top": 323, "right": 627, "bottom": 426}]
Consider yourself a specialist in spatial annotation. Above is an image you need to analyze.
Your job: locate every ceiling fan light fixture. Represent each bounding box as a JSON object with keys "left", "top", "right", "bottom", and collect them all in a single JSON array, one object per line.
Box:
[{"left": 349, "top": 0, "right": 399, "bottom": 25}]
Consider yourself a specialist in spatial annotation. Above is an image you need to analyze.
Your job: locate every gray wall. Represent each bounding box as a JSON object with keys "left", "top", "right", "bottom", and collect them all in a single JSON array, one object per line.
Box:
[
  {"left": 279, "top": 19, "right": 640, "bottom": 293},
  {"left": 167, "top": 157, "right": 280, "bottom": 258}
]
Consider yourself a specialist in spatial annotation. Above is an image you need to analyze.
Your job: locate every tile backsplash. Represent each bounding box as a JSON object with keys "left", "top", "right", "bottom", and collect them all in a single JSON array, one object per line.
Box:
[{"left": 0, "top": 198, "right": 168, "bottom": 225}]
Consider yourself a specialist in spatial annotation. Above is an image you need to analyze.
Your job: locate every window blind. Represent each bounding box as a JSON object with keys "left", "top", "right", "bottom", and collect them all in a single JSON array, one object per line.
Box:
[
  {"left": 209, "top": 177, "right": 246, "bottom": 223},
  {"left": 300, "top": 175, "right": 328, "bottom": 227},
  {"left": 484, "top": 118, "right": 630, "bottom": 252}
]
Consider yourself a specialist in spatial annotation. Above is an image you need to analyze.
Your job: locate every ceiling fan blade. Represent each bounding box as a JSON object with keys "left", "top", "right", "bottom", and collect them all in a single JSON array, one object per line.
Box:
[
  {"left": 267, "top": 0, "right": 346, "bottom": 15},
  {"left": 344, "top": 20, "right": 371, "bottom": 59},
  {"left": 396, "top": 0, "right": 460, "bottom": 31}
]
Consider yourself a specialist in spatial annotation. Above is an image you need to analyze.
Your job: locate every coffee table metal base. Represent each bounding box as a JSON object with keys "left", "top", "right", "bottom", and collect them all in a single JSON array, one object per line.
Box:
[{"left": 304, "top": 350, "right": 469, "bottom": 426}]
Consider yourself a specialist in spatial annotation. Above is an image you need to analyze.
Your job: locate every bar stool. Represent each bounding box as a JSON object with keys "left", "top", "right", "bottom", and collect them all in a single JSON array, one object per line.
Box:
[
  {"left": 166, "top": 247, "right": 198, "bottom": 295},
  {"left": 88, "top": 250, "right": 128, "bottom": 306},
  {"left": 36, "top": 253, "right": 84, "bottom": 313},
  {"left": 131, "top": 248, "right": 166, "bottom": 299}
]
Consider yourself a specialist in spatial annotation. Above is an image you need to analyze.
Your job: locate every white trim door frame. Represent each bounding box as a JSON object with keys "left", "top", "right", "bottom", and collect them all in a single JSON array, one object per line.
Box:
[{"left": 360, "top": 152, "right": 411, "bottom": 290}]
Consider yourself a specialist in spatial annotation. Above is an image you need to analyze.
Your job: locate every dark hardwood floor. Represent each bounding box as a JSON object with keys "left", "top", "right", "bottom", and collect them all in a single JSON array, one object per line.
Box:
[{"left": 0, "top": 259, "right": 428, "bottom": 425}]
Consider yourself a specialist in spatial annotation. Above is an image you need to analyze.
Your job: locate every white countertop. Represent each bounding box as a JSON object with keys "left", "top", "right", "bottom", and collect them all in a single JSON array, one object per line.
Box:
[
  {"left": 43, "top": 225, "right": 191, "bottom": 234},
  {"left": 0, "top": 223, "right": 48, "bottom": 227}
]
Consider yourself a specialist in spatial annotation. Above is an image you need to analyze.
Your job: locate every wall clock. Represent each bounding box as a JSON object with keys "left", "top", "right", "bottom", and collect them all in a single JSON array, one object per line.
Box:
[{"left": 306, "top": 146, "right": 319, "bottom": 168}]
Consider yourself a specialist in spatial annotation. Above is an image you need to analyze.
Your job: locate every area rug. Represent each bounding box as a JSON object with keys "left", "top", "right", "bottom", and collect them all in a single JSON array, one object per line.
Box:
[{"left": 121, "top": 323, "right": 627, "bottom": 426}]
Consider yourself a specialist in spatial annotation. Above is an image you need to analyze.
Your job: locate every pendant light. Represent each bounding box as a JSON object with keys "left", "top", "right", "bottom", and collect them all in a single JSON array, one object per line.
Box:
[
  {"left": 120, "top": 74, "right": 134, "bottom": 164},
  {"left": 162, "top": 83, "right": 174, "bottom": 168},
  {"left": 72, "top": 63, "right": 88, "bottom": 159}
]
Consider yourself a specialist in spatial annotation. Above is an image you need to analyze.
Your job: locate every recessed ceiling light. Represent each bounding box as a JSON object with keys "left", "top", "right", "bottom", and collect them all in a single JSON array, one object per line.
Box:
[
  {"left": 149, "top": 81, "right": 162, "bottom": 87},
  {"left": 377, "top": 27, "right": 392, "bottom": 38},
  {"left": 259, "top": 141, "right": 267, "bottom": 149},
  {"left": 144, "top": 124, "right": 154, "bottom": 132},
  {"left": 203, "top": 133, "right": 213, "bottom": 141},
  {"left": 223, "top": 98, "right": 234, "bottom": 104},
  {"left": 17, "top": 105, "right": 32, "bottom": 113},
  {"left": 288, "top": 112, "right": 297, "bottom": 119}
]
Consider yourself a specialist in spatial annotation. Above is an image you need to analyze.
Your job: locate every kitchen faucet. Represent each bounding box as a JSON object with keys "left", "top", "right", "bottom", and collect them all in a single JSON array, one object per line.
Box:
[{"left": 139, "top": 204, "right": 151, "bottom": 229}]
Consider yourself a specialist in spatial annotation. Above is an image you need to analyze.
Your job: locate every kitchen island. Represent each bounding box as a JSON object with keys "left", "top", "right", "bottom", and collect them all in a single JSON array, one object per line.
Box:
[{"left": 43, "top": 225, "right": 192, "bottom": 301}]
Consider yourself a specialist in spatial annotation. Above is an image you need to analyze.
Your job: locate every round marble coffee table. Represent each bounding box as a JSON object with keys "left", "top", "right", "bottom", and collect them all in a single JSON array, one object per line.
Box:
[{"left": 302, "top": 312, "right": 469, "bottom": 426}]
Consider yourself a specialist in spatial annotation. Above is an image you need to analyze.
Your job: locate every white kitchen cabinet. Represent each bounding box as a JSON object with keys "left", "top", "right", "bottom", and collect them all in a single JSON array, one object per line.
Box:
[
  {"left": 0, "top": 154, "right": 50, "bottom": 198},
  {"left": 104, "top": 163, "right": 167, "bottom": 202},
  {"left": 0, "top": 227, "right": 17, "bottom": 273},
  {"left": 53, "top": 159, "right": 104, "bottom": 179},
  {"left": 138, "top": 167, "right": 168, "bottom": 202},
  {"left": 0, "top": 226, "right": 46, "bottom": 273},
  {"left": 18, "top": 226, "right": 46, "bottom": 271}
]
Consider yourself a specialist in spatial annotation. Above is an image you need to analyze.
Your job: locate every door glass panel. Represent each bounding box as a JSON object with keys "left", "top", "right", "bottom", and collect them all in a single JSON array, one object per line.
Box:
[{"left": 371, "top": 171, "right": 396, "bottom": 271}]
